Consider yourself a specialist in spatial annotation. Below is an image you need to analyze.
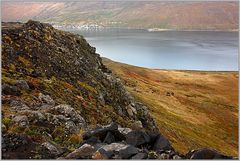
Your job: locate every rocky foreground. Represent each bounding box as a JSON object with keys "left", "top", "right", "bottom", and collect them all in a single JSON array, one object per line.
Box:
[{"left": 1, "top": 20, "right": 236, "bottom": 159}]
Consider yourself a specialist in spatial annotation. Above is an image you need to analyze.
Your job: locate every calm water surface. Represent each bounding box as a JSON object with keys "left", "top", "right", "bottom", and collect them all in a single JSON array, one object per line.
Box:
[{"left": 68, "top": 29, "right": 238, "bottom": 71}]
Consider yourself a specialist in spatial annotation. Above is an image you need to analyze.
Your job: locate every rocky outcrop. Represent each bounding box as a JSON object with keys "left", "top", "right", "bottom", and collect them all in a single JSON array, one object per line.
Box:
[
  {"left": 1, "top": 20, "right": 158, "bottom": 159},
  {"left": 58, "top": 122, "right": 179, "bottom": 159},
  {"left": 2, "top": 20, "right": 157, "bottom": 132}
]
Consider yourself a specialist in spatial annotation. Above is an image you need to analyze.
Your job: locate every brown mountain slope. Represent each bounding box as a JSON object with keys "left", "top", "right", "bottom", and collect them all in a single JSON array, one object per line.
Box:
[
  {"left": 102, "top": 58, "right": 239, "bottom": 156},
  {"left": 2, "top": 1, "right": 239, "bottom": 30}
]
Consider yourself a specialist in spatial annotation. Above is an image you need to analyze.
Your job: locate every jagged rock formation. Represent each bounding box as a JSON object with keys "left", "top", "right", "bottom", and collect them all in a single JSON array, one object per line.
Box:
[{"left": 1, "top": 20, "right": 235, "bottom": 159}]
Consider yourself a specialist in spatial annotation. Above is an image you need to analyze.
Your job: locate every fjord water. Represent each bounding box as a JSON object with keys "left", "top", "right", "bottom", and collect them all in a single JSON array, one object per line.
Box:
[{"left": 70, "top": 29, "right": 238, "bottom": 71}]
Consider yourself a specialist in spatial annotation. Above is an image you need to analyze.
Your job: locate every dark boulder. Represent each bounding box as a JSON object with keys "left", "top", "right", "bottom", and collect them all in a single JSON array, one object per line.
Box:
[
  {"left": 103, "top": 132, "right": 115, "bottom": 144},
  {"left": 81, "top": 137, "right": 101, "bottom": 146},
  {"left": 118, "top": 145, "right": 139, "bottom": 159},
  {"left": 146, "top": 131, "right": 160, "bottom": 146},
  {"left": 187, "top": 148, "right": 233, "bottom": 159},
  {"left": 64, "top": 144, "right": 95, "bottom": 159},
  {"left": 2, "top": 84, "right": 21, "bottom": 96},
  {"left": 82, "top": 122, "right": 118, "bottom": 141},
  {"left": 126, "top": 130, "right": 150, "bottom": 147},
  {"left": 152, "top": 134, "right": 172, "bottom": 152},
  {"left": 131, "top": 152, "right": 148, "bottom": 159}
]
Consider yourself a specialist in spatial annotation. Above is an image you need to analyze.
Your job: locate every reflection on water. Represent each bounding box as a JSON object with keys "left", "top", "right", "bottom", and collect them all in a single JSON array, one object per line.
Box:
[{"left": 68, "top": 29, "right": 238, "bottom": 71}]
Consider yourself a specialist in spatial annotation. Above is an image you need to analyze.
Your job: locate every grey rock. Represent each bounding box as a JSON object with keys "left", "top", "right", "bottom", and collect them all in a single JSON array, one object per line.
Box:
[
  {"left": 45, "top": 113, "right": 68, "bottom": 125},
  {"left": 52, "top": 105, "right": 85, "bottom": 126},
  {"left": 65, "top": 121, "right": 78, "bottom": 134},
  {"left": 15, "top": 80, "right": 29, "bottom": 90},
  {"left": 38, "top": 93, "right": 55, "bottom": 106},
  {"left": 83, "top": 122, "right": 118, "bottom": 140},
  {"left": 131, "top": 152, "right": 148, "bottom": 159},
  {"left": 153, "top": 134, "right": 172, "bottom": 151},
  {"left": 2, "top": 84, "right": 21, "bottom": 96},
  {"left": 101, "top": 143, "right": 127, "bottom": 152},
  {"left": 20, "top": 110, "right": 46, "bottom": 124},
  {"left": 100, "top": 143, "right": 138, "bottom": 159},
  {"left": 12, "top": 115, "right": 29, "bottom": 127},
  {"left": 65, "top": 144, "right": 95, "bottom": 159},
  {"left": 92, "top": 143, "right": 107, "bottom": 150},
  {"left": 55, "top": 114, "right": 69, "bottom": 122},
  {"left": 41, "top": 142, "right": 64, "bottom": 157},
  {"left": 10, "top": 100, "right": 29, "bottom": 111},
  {"left": 118, "top": 144, "right": 139, "bottom": 159},
  {"left": 126, "top": 130, "right": 150, "bottom": 147}
]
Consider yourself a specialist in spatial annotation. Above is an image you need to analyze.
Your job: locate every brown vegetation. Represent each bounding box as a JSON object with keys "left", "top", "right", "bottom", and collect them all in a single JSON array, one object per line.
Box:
[{"left": 103, "top": 58, "right": 238, "bottom": 156}]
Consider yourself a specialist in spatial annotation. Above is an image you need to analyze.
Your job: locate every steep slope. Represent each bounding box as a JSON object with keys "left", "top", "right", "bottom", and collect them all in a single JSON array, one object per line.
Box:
[
  {"left": 1, "top": 20, "right": 158, "bottom": 159},
  {"left": 103, "top": 58, "right": 238, "bottom": 156},
  {"left": 2, "top": 1, "right": 239, "bottom": 30}
]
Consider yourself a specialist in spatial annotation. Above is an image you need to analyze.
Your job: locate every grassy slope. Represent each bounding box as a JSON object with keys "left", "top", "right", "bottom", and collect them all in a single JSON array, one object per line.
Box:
[{"left": 103, "top": 58, "right": 238, "bottom": 156}]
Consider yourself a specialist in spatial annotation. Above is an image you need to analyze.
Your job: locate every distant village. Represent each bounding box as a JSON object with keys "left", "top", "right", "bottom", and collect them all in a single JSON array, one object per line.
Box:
[{"left": 52, "top": 23, "right": 105, "bottom": 30}]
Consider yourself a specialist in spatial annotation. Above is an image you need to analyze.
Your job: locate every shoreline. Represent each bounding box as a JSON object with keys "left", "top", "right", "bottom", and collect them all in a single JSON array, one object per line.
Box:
[
  {"left": 147, "top": 28, "right": 238, "bottom": 32},
  {"left": 50, "top": 25, "right": 238, "bottom": 32},
  {"left": 102, "top": 57, "right": 238, "bottom": 73}
]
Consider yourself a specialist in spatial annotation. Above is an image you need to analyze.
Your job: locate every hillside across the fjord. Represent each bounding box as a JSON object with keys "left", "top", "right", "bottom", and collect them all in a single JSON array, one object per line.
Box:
[{"left": 2, "top": 1, "right": 239, "bottom": 31}]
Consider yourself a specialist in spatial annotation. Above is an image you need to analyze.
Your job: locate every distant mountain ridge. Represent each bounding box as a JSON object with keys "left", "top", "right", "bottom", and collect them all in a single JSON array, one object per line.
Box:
[{"left": 2, "top": 1, "right": 239, "bottom": 30}]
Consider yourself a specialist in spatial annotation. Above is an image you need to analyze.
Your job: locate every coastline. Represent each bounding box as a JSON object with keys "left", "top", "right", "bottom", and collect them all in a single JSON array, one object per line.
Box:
[
  {"left": 147, "top": 28, "right": 239, "bottom": 32},
  {"left": 102, "top": 57, "right": 238, "bottom": 73},
  {"left": 48, "top": 23, "right": 238, "bottom": 32}
]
